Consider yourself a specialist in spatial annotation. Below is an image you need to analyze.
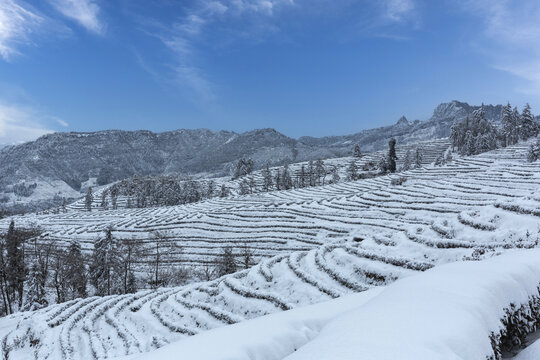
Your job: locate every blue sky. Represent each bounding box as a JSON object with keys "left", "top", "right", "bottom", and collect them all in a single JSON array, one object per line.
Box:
[{"left": 0, "top": 0, "right": 539, "bottom": 144}]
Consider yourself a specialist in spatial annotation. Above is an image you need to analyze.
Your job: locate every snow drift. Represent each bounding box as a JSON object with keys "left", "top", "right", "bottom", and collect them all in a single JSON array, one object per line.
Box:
[{"left": 127, "top": 249, "right": 540, "bottom": 360}]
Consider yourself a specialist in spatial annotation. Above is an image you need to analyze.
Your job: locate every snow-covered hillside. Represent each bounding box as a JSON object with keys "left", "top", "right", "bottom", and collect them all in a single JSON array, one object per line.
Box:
[
  {"left": 1, "top": 138, "right": 537, "bottom": 269},
  {"left": 65, "top": 138, "right": 450, "bottom": 211},
  {"left": 0, "top": 139, "right": 539, "bottom": 359},
  {"left": 125, "top": 249, "right": 540, "bottom": 360}
]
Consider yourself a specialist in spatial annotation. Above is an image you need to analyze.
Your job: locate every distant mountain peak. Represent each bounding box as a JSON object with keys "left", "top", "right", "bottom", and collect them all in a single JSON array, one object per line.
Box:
[{"left": 396, "top": 116, "right": 409, "bottom": 126}]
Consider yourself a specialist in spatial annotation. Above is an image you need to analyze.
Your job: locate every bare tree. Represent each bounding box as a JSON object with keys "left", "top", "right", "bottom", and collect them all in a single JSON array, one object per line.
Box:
[{"left": 147, "top": 231, "right": 182, "bottom": 289}]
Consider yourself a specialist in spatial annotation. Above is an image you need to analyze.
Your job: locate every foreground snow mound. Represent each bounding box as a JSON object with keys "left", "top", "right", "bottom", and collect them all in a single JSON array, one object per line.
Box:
[
  {"left": 121, "top": 289, "right": 384, "bottom": 360},
  {"left": 129, "top": 250, "right": 540, "bottom": 360},
  {"left": 288, "top": 249, "right": 540, "bottom": 360}
]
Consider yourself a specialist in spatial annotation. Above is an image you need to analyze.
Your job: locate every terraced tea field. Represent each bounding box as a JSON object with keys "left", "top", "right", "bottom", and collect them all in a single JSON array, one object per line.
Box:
[{"left": 0, "top": 139, "right": 539, "bottom": 359}]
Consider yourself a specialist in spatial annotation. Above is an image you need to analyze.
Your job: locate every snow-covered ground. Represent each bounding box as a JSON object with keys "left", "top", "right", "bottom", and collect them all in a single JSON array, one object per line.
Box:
[
  {"left": 0, "top": 139, "right": 539, "bottom": 359},
  {"left": 0, "top": 139, "right": 537, "bottom": 271},
  {"left": 123, "top": 249, "right": 540, "bottom": 360}
]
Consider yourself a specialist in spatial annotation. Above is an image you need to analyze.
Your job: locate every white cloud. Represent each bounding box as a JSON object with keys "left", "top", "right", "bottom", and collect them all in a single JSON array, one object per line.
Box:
[
  {"left": 384, "top": 0, "right": 415, "bottom": 22},
  {"left": 49, "top": 0, "right": 105, "bottom": 35},
  {"left": 141, "top": 0, "right": 295, "bottom": 102},
  {"left": 0, "top": 103, "right": 54, "bottom": 145},
  {"left": 0, "top": 0, "right": 43, "bottom": 60},
  {"left": 460, "top": 0, "right": 540, "bottom": 97}
]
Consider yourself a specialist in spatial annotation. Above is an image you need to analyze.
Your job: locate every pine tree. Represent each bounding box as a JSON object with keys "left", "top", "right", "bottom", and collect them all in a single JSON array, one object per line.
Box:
[
  {"left": 315, "top": 159, "right": 325, "bottom": 185},
  {"left": 330, "top": 166, "right": 340, "bottom": 184},
  {"left": 262, "top": 164, "right": 273, "bottom": 192},
  {"left": 239, "top": 178, "right": 250, "bottom": 195},
  {"left": 353, "top": 144, "right": 362, "bottom": 158},
  {"left": 216, "top": 246, "right": 237, "bottom": 277},
  {"left": 100, "top": 190, "right": 108, "bottom": 209},
  {"left": 274, "top": 168, "right": 281, "bottom": 191},
  {"left": 281, "top": 165, "right": 292, "bottom": 190},
  {"left": 299, "top": 165, "right": 306, "bottom": 188},
  {"left": 219, "top": 184, "right": 229, "bottom": 198},
  {"left": 90, "top": 228, "right": 121, "bottom": 296},
  {"left": 512, "top": 107, "right": 521, "bottom": 145},
  {"left": 401, "top": 150, "right": 412, "bottom": 171},
  {"left": 206, "top": 180, "right": 215, "bottom": 198},
  {"left": 6, "top": 221, "right": 27, "bottom": 309},
  {"left": 248, "top": 177, "right": 256, "bottom": 194},
  {"left": 24, "top": 263, "right": 47, "bottom": 311},
  {"left": 378, "top": 157, "right": 389, "bottom": 174},
  {"left": 414, "top": 148, "right": 422, "bottom": 168},
  {"left": 520, "top": 103, "right": 538, "bottom": 140},
  {"left": 346, "top": 160, "right": 358, "bottom": 180},
  {"left": 65, "top": 241, "right": 87, "bottom": 299},
  {"left": 85, "top": 187, "right": 93, "bottom": 212},
  {"left": 387, "top": 138, "right": 398, "bottom": 173},
  {"left": 502, "top": 102, "right": 514, "bottom": 147},
  {"left": 527, "top": 138, "right": 540, "bottom": 162},
  {"left": 308, "top": 161, "right": 315, "bottom": 186}
]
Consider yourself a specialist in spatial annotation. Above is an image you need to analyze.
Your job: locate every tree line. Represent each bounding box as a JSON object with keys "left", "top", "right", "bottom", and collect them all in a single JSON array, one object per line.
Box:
[
  {"left": 0, "top": 221, "right": 255, "bottom": 316},
  {"left": 450, "top": 103, "right": 539, "bottom": 156}
]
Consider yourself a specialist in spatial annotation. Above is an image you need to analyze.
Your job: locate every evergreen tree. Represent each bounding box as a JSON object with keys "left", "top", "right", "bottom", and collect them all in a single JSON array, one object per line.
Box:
[
  {"left": 527, "top": 138, "right": 540, "bottom": 162},
  {"left": 346, "top": 160, "right": 358, "bottom": 180},
  {"left": 378, "top": 157, "right": 389, "bottom": 174},
  {"left": 262, "top": 164, "right": 273, "bottom": 192},
  {"left": 24, "top": 262, "right": 47, "bottom": 311},
  {"left": 248, "top": 177, "right": 256, "bottom": 194},
  {"left": 387, "top": 138, "right": 397, "bottom": 173},
  {"left": 90, "top": 228, "right": 121, "bottom": 296},
  {"left": 520, "top": 103, "right": 538, "bottom": 140},
  {"left": 239, "top": 178, "right": 250, "bottom": 195},
  {"left": 315, "top": 159, "right": 325, "bottom": 185},
  {"left": 414, "top": 148, "right": 423, "bottom": 168},
  {"left": 85, "top": 187, "right": 93, "bottom": 212},
  {"left": 281, "top": 165, "right": 293, "bottom": 190},
  {"left": 274, "top": 168, "right": 281, "bottom": 191},
  {"left": 206, "top": 180, "right": 215, "bottom": 198},
  {"left": 219, "top": 184, "right": 229, "bottom": 198},
  {"left": 216, "top": 246, "right": 237, "bottom": 277},
  {"left": 511, "top": 107, "right": 521, "bottom": 144},
  {"left": 330, "top": 166, "right": 340, "bottom": 184},
  {"left": 100, "top": 190, "right": 108, "bottom": 209},
  {"left": 501, "top": 102, "right": 514, "bottom": 147},
  {"left": 299, "top": 165, "right": 306, "bottom": 188},
  {"left": 401, "top": 150, "right": 412, "bottom": 171},
  {"left": 6, "top": 221, "right": 27, "bottom": 309},
  {"left": 233, "top": 158, "right": 255, "bottom": 179},
  {"left": 353, "top": 144, "right": 362, "bottom": 158},
  {"left": 308, "top": 161, "right": 315, "bottom": 186},
  {"left": 65, "top": 241, "right": 87, "bottom": 299}
]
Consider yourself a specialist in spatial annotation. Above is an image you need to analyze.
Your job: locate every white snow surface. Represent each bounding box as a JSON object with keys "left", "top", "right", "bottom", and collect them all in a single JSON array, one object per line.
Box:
[
  {"left": 127, "top": 249, "right": 540, "bottom": 360},
  {"left": 118, "top": 288, "right": 383, "bottom": 360},
  {"left": 0, "top": 140, "right": 539, "bottom": 359}
]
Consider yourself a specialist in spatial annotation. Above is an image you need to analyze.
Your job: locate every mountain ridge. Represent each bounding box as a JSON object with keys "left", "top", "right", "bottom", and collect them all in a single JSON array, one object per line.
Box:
[{"left": 0, "top": 100, "right": 526, "bottom": 213}]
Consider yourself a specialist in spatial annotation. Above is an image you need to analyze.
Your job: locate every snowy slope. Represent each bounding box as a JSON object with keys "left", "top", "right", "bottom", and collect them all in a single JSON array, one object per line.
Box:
[
  {"left": 0, "top": 140, "right": 539, "bottom": 359},
  {"left": 124, "top": 249, "right": 540, "bottom": 360},
  {"left": 0, "top": 138, "right": 537, "bottom": 271}
]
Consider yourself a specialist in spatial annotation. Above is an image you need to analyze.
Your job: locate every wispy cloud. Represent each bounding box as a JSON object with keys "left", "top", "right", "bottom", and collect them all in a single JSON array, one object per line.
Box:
[
  {"left": 49, "top": 0, "right": 105, "bottom": 35},
  {"left": 0, "top": 0, "right": 43, "bottom": 60},
  {"left": 460, "top": 0, "right": 540, "bottom": 96},
  {"left": 384, "top": 0, "right": 415, "bottom": 22},
  {"left": 0, "top": 102, "right": 56, "bottom": 145},
  {"left": 137, "top": 0, "right": 295, "bottom": 103}
]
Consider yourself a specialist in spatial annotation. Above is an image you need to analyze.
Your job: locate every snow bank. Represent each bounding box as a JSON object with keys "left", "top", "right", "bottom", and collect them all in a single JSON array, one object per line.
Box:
[
  {"left": 124, "top": 249, "right": 540, "bottom": 360},
  {"left": 117, "top": 288, "right": 384, "bottom": 360},
  {"left": 286, "top": 249, "right": 540, "bottom": 360}
]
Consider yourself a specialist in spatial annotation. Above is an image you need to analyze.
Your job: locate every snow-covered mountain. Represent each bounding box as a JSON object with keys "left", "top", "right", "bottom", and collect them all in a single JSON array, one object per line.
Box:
[{"left": 0, "top": 101, "right": 513, "bottom": 214}]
